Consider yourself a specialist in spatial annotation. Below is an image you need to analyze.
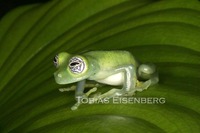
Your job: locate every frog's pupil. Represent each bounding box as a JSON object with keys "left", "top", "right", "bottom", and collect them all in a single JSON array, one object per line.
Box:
[
  {"left": 53, "top": 55, "right": 58, "bottom": 67},
  {"left": 54, "top": 57, "right": 57, "bottom": 63},
  {"left": 70, "top": 62, "right": 79, "bottom": 66}
]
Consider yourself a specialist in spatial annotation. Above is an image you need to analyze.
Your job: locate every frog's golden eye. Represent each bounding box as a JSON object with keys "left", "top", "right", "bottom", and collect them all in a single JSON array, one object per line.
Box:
[
  {"left": 53, "top": 55, "right": 59, "bottom": 68},
  {"left": 69, "top": 57, "right": 85, "bottom": 74}
]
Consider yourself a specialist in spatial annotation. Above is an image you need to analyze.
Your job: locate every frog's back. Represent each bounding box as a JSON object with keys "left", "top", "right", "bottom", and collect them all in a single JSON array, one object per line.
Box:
[{"left": 83, "top": 51, "right": 138, "bottom": 69}]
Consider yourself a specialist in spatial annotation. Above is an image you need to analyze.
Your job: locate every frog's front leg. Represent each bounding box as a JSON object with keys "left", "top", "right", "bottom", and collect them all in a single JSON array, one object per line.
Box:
[
  {"left": 71, "top": 80, "right": 99, "bottom": 110},
  {"left": 75, "top": 80, "right": 87, "bottom": 99}
]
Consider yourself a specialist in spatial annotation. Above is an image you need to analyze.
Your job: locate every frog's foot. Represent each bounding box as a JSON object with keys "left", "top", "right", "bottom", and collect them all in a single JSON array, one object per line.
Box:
[
  {"left": 71, "top": 87, "right": 98, "bottom": 110},
  {"left": 124, "top": 81, "right": 151, "bottom": 97},
  {"left": 89, "top": 88, "right": 126, "bottom": 104},
  {"left": 94, "top": 80, "right": 151, "bottom": 99},
  {"left": 59, "top": 85, "right": 76, "bottom": 92},
  {"left": 99, "top": 89, "right": 124, "bottom": 98},
  {"left": 59, "top": 83, "right": 100, "bottom": 92},
  {"left": 135, "top": 80, "right": 151, "bottom": 92}
]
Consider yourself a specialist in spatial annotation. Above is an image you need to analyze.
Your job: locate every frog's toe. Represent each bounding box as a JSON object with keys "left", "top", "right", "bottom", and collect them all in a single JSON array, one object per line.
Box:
[
  {"left": 71, "top": 102, "right": 80, "bottom": 110},
  {"left": 136, "top": 80, "right": 151, "bottom": 92},
  {"left": 89, "top": 88, "right": 128, "bottom": 104},
  {"left": 59, "top": 86, "right": 76, "bottom": 92},
  {"left": 86, "top": 87, "right": 97, "bottom": 97},
  {"left": 98, "top": 88, "right": 124, "bottom": 99}
]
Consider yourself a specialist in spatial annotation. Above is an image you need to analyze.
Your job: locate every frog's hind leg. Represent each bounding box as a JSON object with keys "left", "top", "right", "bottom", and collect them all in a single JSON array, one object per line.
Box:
[
  {"left": 91, "top": 65, "right": 137, "bottom": 102},
  {"left": 91, "top": 64, "right": 159, "bottom": 101}
]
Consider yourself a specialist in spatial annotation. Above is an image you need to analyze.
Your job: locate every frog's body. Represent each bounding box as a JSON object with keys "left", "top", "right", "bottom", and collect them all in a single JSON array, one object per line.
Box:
[
  {"left": 84, "top": 51, "right": 137, "bottom": 70},
  {"left": 53, "top": 51, "right": 158, "bottom": 110},
  {"left": 84, "top": 51, "right": 138, "bottom": 86}
]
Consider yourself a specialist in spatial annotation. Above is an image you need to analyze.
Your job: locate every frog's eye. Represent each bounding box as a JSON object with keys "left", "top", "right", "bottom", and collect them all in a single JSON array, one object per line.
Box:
[
  {"left": 69, "top": 57, "right": 85, "bottom": 74},
  {"left": 53, "top": 55, "right": 59, "bottom": 68}
]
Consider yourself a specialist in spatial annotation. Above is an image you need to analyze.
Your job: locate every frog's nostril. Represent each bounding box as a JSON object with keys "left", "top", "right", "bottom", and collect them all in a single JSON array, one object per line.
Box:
[
  {"left": 54, "top": 72, "right": 62, "bottom": 78},
  {"left": 57, "top": 73, "right": 62, "bottom": 78}
]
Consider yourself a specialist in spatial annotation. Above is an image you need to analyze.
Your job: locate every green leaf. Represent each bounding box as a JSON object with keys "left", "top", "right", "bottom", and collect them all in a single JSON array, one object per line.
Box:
[{"left": 0, "top": 0, "right": 200, "bottom": 132}]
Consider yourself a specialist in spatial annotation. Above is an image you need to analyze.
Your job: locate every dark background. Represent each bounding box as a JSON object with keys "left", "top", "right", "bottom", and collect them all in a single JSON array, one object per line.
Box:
[{"left": 0, "top": 0, "right": 50, "bottom": 18}]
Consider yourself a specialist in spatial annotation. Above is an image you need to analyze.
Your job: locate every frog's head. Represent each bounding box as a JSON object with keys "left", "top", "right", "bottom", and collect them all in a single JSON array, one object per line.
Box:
[{"left": 53, "top": 52, "right": 94, "bottom": 84}]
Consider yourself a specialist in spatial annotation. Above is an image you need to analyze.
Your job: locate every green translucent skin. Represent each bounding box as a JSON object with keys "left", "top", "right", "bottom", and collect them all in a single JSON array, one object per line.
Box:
[
  {"left": 54, "top": 51, "right": 137, "bottom": 83},
  {"left": 54, "top": 50, "right": 158, "bottom": 110}
]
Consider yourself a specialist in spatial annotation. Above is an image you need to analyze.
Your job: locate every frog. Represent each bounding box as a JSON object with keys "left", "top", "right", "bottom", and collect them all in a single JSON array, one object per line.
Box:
[{"left": 53, "top": 51, "right": 159, "bottom": 110}]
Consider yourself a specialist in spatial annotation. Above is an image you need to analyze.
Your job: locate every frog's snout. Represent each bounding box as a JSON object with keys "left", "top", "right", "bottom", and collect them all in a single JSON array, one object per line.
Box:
[
  {"left": 54, "top": 72, "right": 63, "bottom": 84},
  {"left": 55, "top": 72, "right": 63, "bottom": 78}
]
